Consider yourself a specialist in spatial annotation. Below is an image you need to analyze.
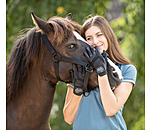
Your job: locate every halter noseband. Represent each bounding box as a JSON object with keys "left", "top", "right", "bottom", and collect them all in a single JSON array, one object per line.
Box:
[{"left": 41, "top": 33, "right": 93, "bottom": 94}]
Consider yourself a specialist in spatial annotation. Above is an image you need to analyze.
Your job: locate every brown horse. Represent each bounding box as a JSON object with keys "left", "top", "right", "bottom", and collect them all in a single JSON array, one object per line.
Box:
[{"left": 6, "top": 12, "right": 98, "bottom": 130}]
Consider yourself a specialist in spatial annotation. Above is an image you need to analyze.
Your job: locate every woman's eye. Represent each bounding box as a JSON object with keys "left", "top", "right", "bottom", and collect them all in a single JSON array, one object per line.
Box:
[
  {"left": 97, "top": 33, "right": 102, "bottom": 37},
  {"left": 86, "top": 37, "right": 92, "bottom": 41},
  {"left": 67, "top": 44, "right": 75, "bottom": 49}
]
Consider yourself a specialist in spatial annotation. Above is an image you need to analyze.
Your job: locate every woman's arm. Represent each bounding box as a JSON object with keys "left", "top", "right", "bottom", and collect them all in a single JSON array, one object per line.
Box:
[
  {"left": 98, "top": 75, "right": 132, "bottom": 116},
  {"left": 84, "top": 46, "right": 136, "bottom": 117},
  {"left": 63, "top": 86, "right": 83, "bottom": 124}
]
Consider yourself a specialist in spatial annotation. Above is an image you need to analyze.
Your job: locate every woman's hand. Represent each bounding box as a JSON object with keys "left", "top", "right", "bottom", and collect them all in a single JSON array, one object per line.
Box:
[
  {"left": 84, "top": 46, "right": 123, "bottom": 87},
  {"left": 84, "top": 46, "right": 107, "bottom": 76},
  {"left": 70, "top": 64, "right": 85, "bottom": 96}
]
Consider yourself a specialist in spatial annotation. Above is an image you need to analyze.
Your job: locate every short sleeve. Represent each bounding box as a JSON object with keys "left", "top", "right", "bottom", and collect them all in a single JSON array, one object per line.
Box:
[
  {"left": 67, "top": 83, "right": 74, "bottom": 89},
  {"left": 120, "top": 64, "right": 137, "bottom": 88}
]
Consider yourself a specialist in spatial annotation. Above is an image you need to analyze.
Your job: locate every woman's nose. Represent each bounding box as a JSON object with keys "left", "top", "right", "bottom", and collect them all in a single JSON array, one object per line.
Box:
[{"left": 93, "top": 37, "right": 99, "bottom": 46}]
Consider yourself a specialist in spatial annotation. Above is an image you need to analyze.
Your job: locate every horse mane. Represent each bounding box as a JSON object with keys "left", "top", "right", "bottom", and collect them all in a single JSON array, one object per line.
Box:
[
  {"left": 6, "top": 27, "right": 43, "bottom": 102},
  {"left": 6, "top": 17, "right": 82, "bottom": 102}
]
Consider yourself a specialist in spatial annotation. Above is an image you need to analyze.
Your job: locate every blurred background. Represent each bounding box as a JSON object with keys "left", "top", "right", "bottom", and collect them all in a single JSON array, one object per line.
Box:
[{"left": 6, "top": 0, "right": 145, "bottom": 129}]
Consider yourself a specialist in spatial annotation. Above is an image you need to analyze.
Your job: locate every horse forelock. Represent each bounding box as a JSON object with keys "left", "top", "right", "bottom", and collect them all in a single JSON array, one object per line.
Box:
[
  {"left": 6, "top": 27, "right": 44, "bottom": 102},
  {"left": 47, "top": 17, "right": 82, "bottom": 45}
]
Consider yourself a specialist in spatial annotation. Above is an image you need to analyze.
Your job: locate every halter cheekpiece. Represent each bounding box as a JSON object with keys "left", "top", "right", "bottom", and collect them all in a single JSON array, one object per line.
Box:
[{"left": 41, "top": 32, "right": 93, "bottom": 95}]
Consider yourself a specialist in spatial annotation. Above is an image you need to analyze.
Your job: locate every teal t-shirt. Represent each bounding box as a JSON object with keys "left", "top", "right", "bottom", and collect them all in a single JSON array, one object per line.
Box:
[{"left": 73, "top": 64, "right": 137, "bottom": 130}]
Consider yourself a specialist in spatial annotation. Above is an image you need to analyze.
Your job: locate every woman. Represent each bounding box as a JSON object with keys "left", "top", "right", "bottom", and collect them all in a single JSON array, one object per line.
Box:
[{"left": 63, "top": 15, "right": 137, "bottom": 130}]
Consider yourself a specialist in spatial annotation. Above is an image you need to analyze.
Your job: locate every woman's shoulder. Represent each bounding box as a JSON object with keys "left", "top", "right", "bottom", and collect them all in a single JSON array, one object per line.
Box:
[
  {"left": 119, "top": 64, "right": 137, "bottom": 87},
  {"left": 119, "top": 64, "right": 137, "bottom": 75}
]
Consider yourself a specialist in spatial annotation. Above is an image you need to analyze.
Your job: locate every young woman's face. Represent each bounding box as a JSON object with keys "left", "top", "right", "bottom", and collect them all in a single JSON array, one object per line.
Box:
[{"left": 85, "top": 25, "right": 108, "bottom": 53}]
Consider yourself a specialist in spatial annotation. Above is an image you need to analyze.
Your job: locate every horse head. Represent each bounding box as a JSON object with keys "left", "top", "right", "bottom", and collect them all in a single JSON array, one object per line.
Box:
[{"left": 31, "top": 12, "right": 98, "bottom": 88}]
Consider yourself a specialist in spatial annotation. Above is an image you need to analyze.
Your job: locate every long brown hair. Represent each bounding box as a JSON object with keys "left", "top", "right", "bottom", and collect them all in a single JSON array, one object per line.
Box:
[{"left": 81, "top": 15, "right": 130, "bottom": 65}]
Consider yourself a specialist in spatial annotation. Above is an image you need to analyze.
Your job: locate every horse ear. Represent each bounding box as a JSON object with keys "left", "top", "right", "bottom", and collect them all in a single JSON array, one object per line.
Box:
[
  {"left": 65, "top": 13, "right": 71, "bottom": 20},
  {"left": 31, "top": 11, "right": 51, "bottom": 34}
]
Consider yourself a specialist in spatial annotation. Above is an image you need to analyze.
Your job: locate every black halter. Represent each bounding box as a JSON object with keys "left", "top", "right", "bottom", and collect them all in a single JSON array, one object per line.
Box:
[{"left": 41, "top": 33, "right": 93, "bottom": 93}]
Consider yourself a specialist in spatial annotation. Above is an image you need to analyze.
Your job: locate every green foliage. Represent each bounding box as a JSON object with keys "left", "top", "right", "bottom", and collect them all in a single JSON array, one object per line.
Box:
[
  {"left": 109, "top": 1, "right": 145, "bottom": 129},
  {"left": 131, "top": 115, "right": 145, "bottom": 130},
  {"left": 6, "top": 0, "right": 144, "bottom": 129}
]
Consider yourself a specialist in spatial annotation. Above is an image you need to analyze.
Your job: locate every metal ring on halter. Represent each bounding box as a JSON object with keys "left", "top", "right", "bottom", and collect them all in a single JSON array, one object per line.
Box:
[{"left": 53, "top": 53, "right": 61, "bottom": 62}]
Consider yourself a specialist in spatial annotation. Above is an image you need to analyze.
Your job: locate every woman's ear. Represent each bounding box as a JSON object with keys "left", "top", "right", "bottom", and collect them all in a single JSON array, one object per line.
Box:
[
  {"left": 31, "top": 11, "right": 51, "bottom": 34},
  {"left": 65, "top": 13, "right": 71, "bottom": 20}
]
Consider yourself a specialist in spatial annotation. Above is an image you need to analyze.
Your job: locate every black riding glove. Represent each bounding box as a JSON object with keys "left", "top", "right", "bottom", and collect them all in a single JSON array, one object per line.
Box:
[
  {"left": 84, "top": 46, "right": 107, "bottom": 76},
  {"left": 70, "top": 64, "right": 85, "bottom": 96},
  {"left": 102, "top": 51, "right": 123, "bottom": 87}
]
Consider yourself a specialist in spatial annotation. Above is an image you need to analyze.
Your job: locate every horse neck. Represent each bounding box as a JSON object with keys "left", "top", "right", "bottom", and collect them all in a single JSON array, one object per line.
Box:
[
  {"left": 7, "top": 64, "right": 58, "bottom": 129},
  {"left": 23, "top": 65, "right": 57, "bottom": 110}
]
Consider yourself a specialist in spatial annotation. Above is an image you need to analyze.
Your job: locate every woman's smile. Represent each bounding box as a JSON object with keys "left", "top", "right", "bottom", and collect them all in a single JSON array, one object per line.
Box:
[{"left": 97, "top": 44, "right": 103, "bottom": 48}]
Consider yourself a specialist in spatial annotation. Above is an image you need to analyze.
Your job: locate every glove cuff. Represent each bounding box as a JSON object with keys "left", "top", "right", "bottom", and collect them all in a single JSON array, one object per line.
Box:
[
  {"left": 96, "top": 66, "right": 107, "bottom": 76},
  {"left": 98, "top": 70, "right": 107, "bottom": 77},
  {"left": 73, "top": 86, "right": 84, "bottom": 96}
]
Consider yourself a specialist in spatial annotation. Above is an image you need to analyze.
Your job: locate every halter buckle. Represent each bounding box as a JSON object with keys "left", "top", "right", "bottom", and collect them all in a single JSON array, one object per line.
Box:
[{"left": 85, "top": 63, "right": 93, "bottom": 73}]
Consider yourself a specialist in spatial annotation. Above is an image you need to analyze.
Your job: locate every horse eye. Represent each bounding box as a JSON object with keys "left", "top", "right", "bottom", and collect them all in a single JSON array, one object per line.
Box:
[{"left": 67, "top": 44, "right": 75, "bottom": 49}]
